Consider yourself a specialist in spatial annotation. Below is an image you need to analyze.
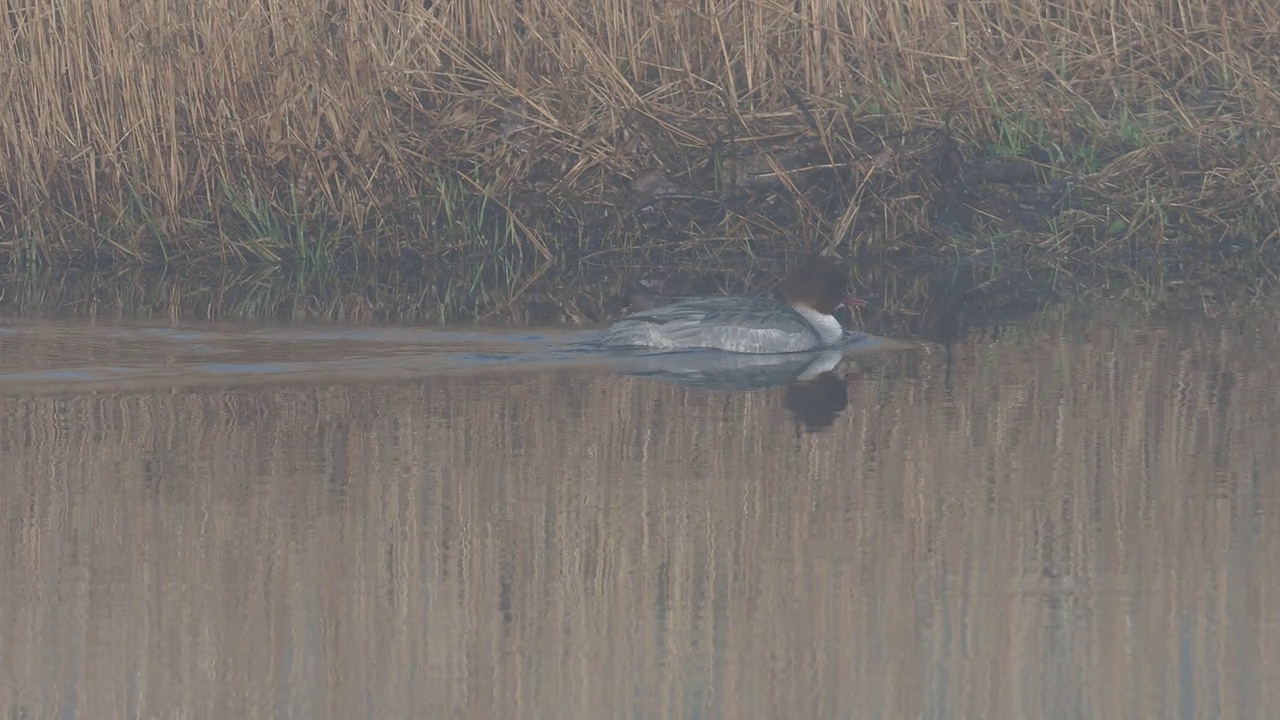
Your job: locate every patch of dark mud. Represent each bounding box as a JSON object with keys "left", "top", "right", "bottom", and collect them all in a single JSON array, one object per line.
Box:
[{"left": 624, "top": 120, "right": 1079, "bottom": 252}]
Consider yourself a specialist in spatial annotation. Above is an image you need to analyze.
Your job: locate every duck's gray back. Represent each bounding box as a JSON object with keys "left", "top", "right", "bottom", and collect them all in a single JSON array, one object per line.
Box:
[{"left": 599, "top": 295, "right": 821, "bottom": 353}]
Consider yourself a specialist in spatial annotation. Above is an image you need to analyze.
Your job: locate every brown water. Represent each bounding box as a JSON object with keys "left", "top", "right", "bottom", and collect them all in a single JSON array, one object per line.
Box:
[{"left": 1, "top": 309, "right": 1277, "bottom": 719}]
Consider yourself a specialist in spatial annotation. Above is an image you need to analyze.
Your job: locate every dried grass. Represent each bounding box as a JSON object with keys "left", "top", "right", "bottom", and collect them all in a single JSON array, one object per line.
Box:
[{"left": 1, "top": 0, "right": 1278, "bottom": 266}]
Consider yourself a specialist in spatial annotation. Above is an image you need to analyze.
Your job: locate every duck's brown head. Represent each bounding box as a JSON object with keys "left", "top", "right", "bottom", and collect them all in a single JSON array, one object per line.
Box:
[{"left": 780, "top": 259, "right": 866, "bottom": 315}]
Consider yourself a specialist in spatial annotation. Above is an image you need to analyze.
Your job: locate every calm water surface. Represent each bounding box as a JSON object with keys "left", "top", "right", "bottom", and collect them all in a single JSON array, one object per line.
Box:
[{"left": 0, "top": 308, "right": 1277, "bottom": 719}]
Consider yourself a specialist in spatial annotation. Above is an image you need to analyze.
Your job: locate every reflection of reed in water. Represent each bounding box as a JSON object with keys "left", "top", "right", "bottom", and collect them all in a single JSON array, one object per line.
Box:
[{"left": 1, "top": 310, "right": 1279, "bottom": 718}]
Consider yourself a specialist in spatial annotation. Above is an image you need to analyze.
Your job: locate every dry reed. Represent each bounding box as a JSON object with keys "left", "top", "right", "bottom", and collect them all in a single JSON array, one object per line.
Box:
[{"left": 2, "top": 0, "right": 1278, "bottom": 267}]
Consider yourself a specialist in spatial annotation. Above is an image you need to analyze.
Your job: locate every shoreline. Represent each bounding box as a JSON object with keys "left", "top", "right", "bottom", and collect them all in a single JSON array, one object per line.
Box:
[{"left": 1, "top": 247, "right": 1271, "bottom": 329}]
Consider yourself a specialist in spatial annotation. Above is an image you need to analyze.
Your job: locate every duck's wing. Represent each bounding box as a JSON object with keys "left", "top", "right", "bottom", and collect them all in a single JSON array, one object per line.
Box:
[
  {"left": 620, "top": 295, "right": 813, "bottom": 332},
  {"left": 600, "top": 295, "right": 822, "bottom": 352}
]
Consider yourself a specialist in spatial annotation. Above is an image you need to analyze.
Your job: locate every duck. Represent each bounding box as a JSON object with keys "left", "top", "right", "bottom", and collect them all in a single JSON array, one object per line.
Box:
[{"left": 598, "top": 259, "right": 865, "bottom": 353}]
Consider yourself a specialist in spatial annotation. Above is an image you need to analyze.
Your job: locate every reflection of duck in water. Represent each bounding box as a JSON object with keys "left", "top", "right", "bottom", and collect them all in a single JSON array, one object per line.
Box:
[
  {"left": 784, "top": 369, "right": 848, "bottom": 433},
  {"left": 608, "top": 349, "right": 855, "bottom": 432},
  {"left": 609, "top": 349, "right": 846, "bottom": 391},
  {"left": 599, "top": 259, "right": 865, "bottom": 354}
]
